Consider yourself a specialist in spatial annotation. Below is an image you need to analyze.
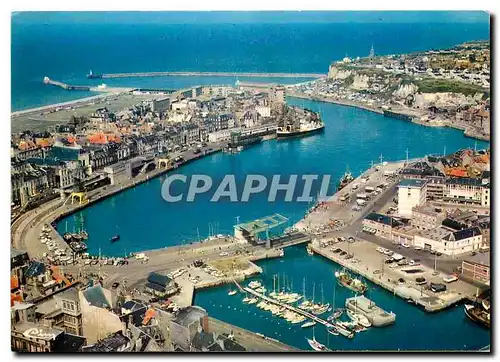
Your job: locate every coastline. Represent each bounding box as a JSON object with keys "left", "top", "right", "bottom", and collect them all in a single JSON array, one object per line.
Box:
[{"left": 288, "top": 91, "right": 490, "bottom": 142}]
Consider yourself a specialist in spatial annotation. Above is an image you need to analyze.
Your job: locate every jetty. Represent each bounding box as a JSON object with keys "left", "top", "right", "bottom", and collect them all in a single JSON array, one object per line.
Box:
[
  {"left": 345, "top": 295, "right": 396, "bottom": 327},
  {"left": 92, "top": 71, "right": 327, "bottom": 79},
  {"left": 234, "top": 281, "right": 335, "bottom": 329},
  {"left": 43, "top": 77, "right": 90, "bottom": 91}
]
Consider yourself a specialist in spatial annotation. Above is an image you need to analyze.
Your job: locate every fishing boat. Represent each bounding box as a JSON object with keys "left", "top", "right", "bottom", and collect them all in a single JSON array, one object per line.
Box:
[
  {"left": 228, "top": 290, "right": 237, "bottom": 296},
  {"left": 301, "top": 321, "right": 316, "bottom": 328},
  {"left": 464, "top": 304, "right": 490, "bottom": 329},
  {"left": 346, "top": 309, "right": 372, "bottom": 328},
  {"left": 335, "top": 269, "right": 367, "bottom": 294},
  {"left": 337, "top": 171, "right": 355, "bottom": 191}
]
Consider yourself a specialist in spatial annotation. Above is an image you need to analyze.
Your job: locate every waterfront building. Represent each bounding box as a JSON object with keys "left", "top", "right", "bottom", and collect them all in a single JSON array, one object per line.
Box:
[
  {"left": 413, "top": 225, "right": 482, "bottom": 255},
  {"left": 425, "top": 176, "right": 446, "bottom": 201},
  {"left": 151, "top": 97, "right": 171, "bottom": 113},
  {"left": 170, "top": 306, "right": 208, "bottom": 351},
  {"left": 397, "top": 179, "right": 427, "bottom": 217},
  {"left": 461, "top": 259, "right": 490, "bottom": 286},
  {"left": 270, "top": 85, "right": 286, "bottom": 107},
  {"left": 362, "top": 212, "right": 396, "bottom": 239},
  {"left": 443, "top": 177, "right": 485, "bottom": 205},
  {"left": 144, "top": 272, "right": 178, "bottom": 298},
  {"left": 86, "top": 143, "right": 131, "bottom": 170},
  {"left": 208, "top": 128, "right": 236, "bottom": 143},
  {"left": 411, "top": 205, "right": 445, "bottom": 230},
  {"left": 103, "top": 161, "right": 131, "bottom": 185}
]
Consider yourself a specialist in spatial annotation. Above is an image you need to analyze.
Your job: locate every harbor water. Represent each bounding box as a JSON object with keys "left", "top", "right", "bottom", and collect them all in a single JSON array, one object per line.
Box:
[
  {"left": 57, "top": 97, "right": 489, "bottom": 256},
  {"left": 194, "top": 245, "right": 491, "bottom": 351}
]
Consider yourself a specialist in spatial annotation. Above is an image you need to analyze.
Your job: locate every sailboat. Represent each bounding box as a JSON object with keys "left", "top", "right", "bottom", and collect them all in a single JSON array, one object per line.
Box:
[
  {"left": 347, "top": 294, "right": 371, "bottom": 328},
  {"left": 328, "top": 282, "right": 344, "bottom": 321},
  {"left": 306, "top": 327, "right": 330, "bottom": 352}
]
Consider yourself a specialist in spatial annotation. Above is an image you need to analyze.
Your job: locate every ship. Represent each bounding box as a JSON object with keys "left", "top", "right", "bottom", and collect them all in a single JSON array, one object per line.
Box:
[
  {"left": 86, "top": 70, "right": 103, "bottom": 79},
  {"left": 337, "top": 172, "right": 354, "bottom": 191},
  {"left": 335, "top": 269, "right": 367, "bottom": 294},
  {"left": 464, "top": 304, "right": 490, "bottom": 329},
  {"left": 277, "top": 120, "right": 324, "bottom": 138},
  {"left": 110, "top": 235, "right": 120, "bottom": 243},
  {"left": 277, "top": 108, "right": 324, "bottom": 139}
]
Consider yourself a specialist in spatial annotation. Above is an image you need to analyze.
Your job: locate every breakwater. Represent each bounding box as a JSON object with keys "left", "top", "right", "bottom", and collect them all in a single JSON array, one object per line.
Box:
[{"left": 95, "top": 71, "right": 326, "bottom": 79}]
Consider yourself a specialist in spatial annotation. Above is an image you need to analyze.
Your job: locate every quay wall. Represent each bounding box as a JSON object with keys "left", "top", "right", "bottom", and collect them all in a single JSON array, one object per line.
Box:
[{"left": 310, "top": 244, "right": 465, "bottom": 313}]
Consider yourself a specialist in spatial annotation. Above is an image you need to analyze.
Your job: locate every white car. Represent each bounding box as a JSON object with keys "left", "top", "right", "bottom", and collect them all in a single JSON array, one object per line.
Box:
[
  {"left": 401, "top": 243, "right": 411, "bottom": 248},
  {"left": 219, "top": 252, "right": 229, "bottom": 257},
  {"left": 443, "top": 275, "right": 458, "bottom": 283}
]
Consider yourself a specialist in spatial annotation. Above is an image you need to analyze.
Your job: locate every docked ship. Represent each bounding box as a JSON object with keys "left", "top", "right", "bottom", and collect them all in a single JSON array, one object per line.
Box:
[
  {"left": 277, "top": 108, "right": 324, "bottom": 139},
  {"left": 464, "top": 303, "right": 490, "bottom": 329},
  {"left": 337, "top": 172, "right": 354, "bottom": 191},
  {"left": 335, "top": 269, "right": 367, "bottom": 294}
]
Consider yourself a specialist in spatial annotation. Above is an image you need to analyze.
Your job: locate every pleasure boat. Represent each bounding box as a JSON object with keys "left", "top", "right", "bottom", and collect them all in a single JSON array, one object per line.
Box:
[
  {"left": 301, "top": 321, "right": 317, "bottom": 328},
  {"left": 346, "top": 309, "right": 372, "bottom": 328},
  {"left": 306, "top": 337, "right": 330, "bottom": 352}
]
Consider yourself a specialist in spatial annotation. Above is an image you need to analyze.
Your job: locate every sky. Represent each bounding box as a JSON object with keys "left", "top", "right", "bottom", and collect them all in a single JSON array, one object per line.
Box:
[{"left": 11, "top": 11, "right": 490, "bottom": 25}]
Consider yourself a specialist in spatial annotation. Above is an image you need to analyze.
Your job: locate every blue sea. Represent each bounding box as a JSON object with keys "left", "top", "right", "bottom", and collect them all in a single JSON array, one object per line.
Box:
[{"left": 11, "top": 11, "right": 490, "bottom": 111}]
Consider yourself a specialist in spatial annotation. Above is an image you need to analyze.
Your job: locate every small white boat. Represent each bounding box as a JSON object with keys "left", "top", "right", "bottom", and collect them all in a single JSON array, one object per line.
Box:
[
  {"left": 307, "top": 245, "right": 314, "bottom": 256},
  {"left": 242, "top": 296, "right": 251, "bottom": 303},
  {"left": 247, "top": 298, "right": 258, "bottom": 305},
  {"left": 346, "top": 309, "right": 371, "bottom": 328},
  {"left": 327, "top": 328, "right": 339, "bottom": 336},
  {"left": 334, "top": 322, "right": 355, "bottom": 338},
  {"left": 248, "top": 281, "right": 262, "bottom": 289},
  {"left": 301, "top": 321, "right": 317, "bottom": 328},
  {"left": 228, "top": 290, "right": 237, "bottom": 296}
]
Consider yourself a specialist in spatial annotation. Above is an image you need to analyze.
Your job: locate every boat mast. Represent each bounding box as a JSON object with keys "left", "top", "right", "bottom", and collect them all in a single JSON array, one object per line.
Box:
[{"left": 302, "top": 277, "right": 306, "bottom": 301}]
